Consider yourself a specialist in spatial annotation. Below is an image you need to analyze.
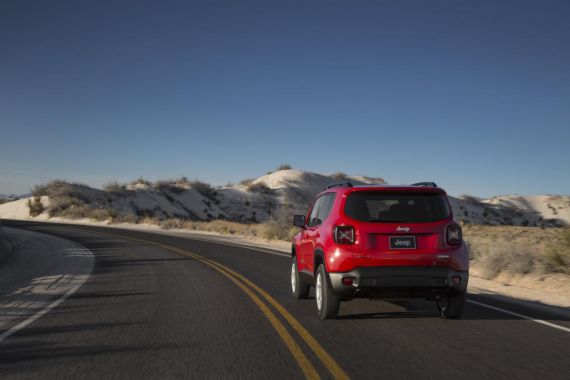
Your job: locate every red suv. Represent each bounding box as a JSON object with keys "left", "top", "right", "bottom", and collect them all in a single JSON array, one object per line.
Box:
[{"left": 291, "top": 182, "right": 469, "bottom": 319}]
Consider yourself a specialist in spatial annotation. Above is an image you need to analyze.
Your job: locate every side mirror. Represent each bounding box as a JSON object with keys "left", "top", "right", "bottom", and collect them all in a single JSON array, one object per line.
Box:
[{"left": 293, "top": 215, "right": 306, "bottom": 228}]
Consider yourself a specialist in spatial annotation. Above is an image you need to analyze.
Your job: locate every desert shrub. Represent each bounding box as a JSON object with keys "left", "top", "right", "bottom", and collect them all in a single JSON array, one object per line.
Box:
[
  {"left": 27, "top": 196, "right": 45, "bottom": 217},
  {"left": 155, "top": 179, "right": 185, "bottom": 195},
  {"left": 44, "top": 191, "right": 127, "bottom": 222},
  {"left": 48, "top": 197, "right": 85, "bottom": 217},
  {"left": 137, "top": 216, "right": 160, "bottom": 225},
  {"left": 111, "top": 213, "right": 138, "bottom": 224},
  {"left": 32, "top": 180, "right": 91, "bottom": 201},
  {"left": 543, "top": 229, "right": 570, "bottom": 274},
  {"left": 189, "top": 180, "right": 217, "bottom": 200},
  {"left": 247, "top": 182, "right": 271, "bottom": 194},
  {"left": 32, "top": 182, "right": 60, "bottom": 197},
  {"left": 330, "top": 172, "right": 349, "bottom": 180},
  {"left": 73, "top": 206, "right": 119, "bottom": 221},
  {"left": 475, "top": 243, "right": 537, "bottom": 279},
  {"left": 258, "top": 221, "right": 297, "bottom": 241},
  {"left": 464, "top": 225, "right": 570, "bottom": 278},
  {"left": 276, "top": 164, "right": 292, "bottom": 171},
  {"left": 239, "top": 178, "right": 255, "bottom": 187},
  {"left": 160, "top": 218, "right": 185, "bottom": 230},
  {"left": 104, "top": 180, "right": 126, "bottom": 192},
  {"left": 89, "top": 208, "right": 116, "bottom": 221},
  {"left": 257, "top": 201, "right": 297, "bottom": 241},
  {"left": 50, "top": 200, "right": 114, "bottom": 221}
]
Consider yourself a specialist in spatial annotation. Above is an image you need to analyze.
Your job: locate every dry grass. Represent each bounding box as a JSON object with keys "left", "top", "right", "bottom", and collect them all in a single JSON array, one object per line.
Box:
[
  {"left": 152, "top": 218, "right": 297, "bottom": 241},
  {"left": 463, "top": 224, "right": 570, "bottom": 278},
  {"left": 543, "top": 228, "right": 570, "bottom": 274}
]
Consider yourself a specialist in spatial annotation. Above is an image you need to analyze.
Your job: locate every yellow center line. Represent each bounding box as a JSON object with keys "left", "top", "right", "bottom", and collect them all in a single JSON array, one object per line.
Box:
[
  {"left": 198, "top": 255, "right": 351, "bottom": 380},
  {"left": 73, "top": 228, "right": 350, "bottom": 380},
  {"left": 181, "top": 248, "right": 320, "bottom": 380}
]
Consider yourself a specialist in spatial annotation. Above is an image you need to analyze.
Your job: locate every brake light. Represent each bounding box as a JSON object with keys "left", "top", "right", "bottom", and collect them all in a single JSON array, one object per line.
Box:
[
  {"left": 334, "top": 226, "right": 354, "bottom": 244},
  {"left": 447, "top": 224, "right": 462, "bottom": 245}
]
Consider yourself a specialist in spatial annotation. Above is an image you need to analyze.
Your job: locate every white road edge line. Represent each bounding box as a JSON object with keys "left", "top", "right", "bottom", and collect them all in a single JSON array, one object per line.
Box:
[
  {"left": 0, "top": 247, "right": 93, "bottom": 343},
  {"left": 467, "top": 299, "right": 570, "bottom": 333}
]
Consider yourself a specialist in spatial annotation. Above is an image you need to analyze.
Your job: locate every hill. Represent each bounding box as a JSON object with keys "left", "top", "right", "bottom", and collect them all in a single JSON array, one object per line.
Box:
[{"left": 0, "top": 169, "right": 568, "bottom": 227}]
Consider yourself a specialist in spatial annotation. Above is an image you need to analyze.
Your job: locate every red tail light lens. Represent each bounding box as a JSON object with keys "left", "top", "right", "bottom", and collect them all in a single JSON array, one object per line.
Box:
[
  {"left": 334, "top": 226, "right": 355, "bottom": 244},
  {"left": 447, "top": 224, "right": 463, "bottom": 245}
]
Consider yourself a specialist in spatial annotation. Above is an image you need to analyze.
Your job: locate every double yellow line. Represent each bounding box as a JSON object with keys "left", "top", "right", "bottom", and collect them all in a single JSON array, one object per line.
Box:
[{"left": 88, "top": 230, "right": 350, "bottom": 380}]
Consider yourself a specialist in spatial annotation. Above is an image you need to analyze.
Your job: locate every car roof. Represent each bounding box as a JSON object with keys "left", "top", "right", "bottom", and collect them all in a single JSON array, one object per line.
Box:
[{"left": 318, "top": 184, "right": 446, "bottom": 196}]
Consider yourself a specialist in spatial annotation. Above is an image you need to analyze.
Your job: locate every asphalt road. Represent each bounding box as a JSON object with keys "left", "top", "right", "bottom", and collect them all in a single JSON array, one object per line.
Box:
[{"left": 0, "top": 220, "right": 569, "bottom": 379}]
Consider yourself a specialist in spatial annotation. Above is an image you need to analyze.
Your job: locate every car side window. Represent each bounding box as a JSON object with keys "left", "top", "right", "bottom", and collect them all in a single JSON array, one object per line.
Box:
[
  {"left": 307, "top": 196, "right": 323, "bottom": 227},
  {"left": 316, "top": 193, "right": 335, "bottom": 225}
]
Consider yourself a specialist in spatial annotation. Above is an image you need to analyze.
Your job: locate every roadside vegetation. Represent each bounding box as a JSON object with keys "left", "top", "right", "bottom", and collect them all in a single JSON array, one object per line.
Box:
[
  {"left": 463, "top": 224, "right": 570, "bottom": 278},
  {"left": 27, "top": 196, "right": 45, "bottom": 216},
  {"left": 156, "top": 218, "right": 297, "bottom": 241}
]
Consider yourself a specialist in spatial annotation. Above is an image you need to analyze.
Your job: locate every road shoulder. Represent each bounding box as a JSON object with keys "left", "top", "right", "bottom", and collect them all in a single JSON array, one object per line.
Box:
[{"left": 0, "top": 227, "right": 94, "bottom": 342}]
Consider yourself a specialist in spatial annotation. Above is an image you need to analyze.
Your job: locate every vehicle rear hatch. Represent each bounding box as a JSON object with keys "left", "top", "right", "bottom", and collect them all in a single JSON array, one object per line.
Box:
[{"left": 343, "top": 188, "right": 453, "bottom": 267}]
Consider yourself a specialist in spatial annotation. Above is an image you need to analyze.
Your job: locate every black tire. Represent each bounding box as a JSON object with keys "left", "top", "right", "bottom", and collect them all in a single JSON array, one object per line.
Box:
[
  {"left": 315, "top": 264, "right": 340, "bottom": 319},
  {"left": 437, "top": 293, "right": 466, "bottom": 319},
  {"left": 291, "top": 257, "right": 310, "bottom": 299}
]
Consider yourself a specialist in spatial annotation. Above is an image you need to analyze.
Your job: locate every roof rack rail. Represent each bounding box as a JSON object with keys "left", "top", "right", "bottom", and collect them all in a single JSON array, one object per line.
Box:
[
  {"left": 322, "top": 182, "right": 353, "bottom": 191},
  {"left": 410, "top": 182, "right": 438, "bottom": 188}
]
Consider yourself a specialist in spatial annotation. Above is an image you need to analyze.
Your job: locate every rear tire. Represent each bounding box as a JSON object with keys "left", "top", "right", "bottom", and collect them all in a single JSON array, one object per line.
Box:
[
  {"left": 315, "top": 264, "right": 340, "bottom": 319},
  {"left": 291, "top": 257, "right": 310, "bottom": 299},
  {"left": 437, "top": 293, "right": 465, "bottom": 319}
]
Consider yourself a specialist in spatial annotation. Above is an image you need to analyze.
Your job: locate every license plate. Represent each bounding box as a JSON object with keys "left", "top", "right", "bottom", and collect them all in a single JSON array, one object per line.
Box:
[{"left": 389, "top": 236, "right": 416, "bottom": 250}]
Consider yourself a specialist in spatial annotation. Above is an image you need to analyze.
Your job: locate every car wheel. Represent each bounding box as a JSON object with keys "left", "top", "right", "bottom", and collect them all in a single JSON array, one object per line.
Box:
[
  {"left": 291, "top": 257, "right": 310, "bottom": 299},
  {"left": 315, "top": 264, "right": 340, "bottom": 319},
  {"left": 437, "top": 293, "right": 465, "bottom": 319}
]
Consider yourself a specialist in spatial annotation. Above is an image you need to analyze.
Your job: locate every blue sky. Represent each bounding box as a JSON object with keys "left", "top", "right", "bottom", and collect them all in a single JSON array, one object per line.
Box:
[{"left": 1, "top": 0, "right": 569, "bottom": 197}]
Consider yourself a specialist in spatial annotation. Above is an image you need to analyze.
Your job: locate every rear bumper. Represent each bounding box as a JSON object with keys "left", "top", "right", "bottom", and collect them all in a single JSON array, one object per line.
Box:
[{"left": 328, "top": 266, "right": 468, "bottom": 300}]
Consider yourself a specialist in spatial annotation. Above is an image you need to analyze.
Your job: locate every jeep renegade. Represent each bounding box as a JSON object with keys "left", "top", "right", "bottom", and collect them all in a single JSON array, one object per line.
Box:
[{"left": 291, "top": 182, "right": 469, "bottom": 319}]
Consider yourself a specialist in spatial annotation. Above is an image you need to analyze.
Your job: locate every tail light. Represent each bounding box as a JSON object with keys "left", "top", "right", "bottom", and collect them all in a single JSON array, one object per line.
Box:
[
  {"left": 334, "top": 226, "right": 354, "bottom": 244},
  {"left": 446, "top": 224, "right": 463, "bottom": 245}
]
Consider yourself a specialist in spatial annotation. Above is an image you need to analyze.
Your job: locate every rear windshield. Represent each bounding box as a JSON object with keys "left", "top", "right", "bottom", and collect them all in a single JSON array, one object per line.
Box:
[{"left": 344, "top": 192, "right": 450, "bottom": 223}]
